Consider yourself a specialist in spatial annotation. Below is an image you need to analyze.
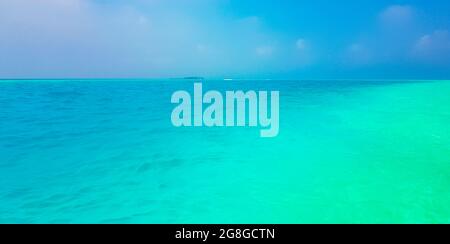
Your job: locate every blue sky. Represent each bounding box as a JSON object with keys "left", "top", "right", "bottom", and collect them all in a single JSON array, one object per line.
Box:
[{"left": 0, "top": 0, "right": 449, "bottom": 79}]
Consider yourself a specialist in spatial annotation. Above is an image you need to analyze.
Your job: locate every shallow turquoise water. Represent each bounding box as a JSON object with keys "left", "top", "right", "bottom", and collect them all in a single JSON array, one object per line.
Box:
[{"left": 0, "top": 79, "right": 449, "bottom": 223}]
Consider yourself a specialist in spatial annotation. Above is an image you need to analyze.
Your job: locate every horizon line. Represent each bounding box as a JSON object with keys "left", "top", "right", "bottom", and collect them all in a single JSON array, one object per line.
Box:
[{"left": 1, "top": 78, "right": 450, "bottom": 82}]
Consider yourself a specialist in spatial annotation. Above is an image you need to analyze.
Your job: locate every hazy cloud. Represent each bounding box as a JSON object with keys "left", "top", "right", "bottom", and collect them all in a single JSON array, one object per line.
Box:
[
  {"left": 295, "top": 39, "right": 307, "bottom": 51},
  {"left": 344, "top": 43, "right": 372, "bottom": 66},
  {"left": 255, "top": 45, "right": 274, "bottom": 57},
  {"left": 379, "top": 5, "right": 415, "bottom": 27},
  {"left": 0, "top": 0, "right": 284, "bottom": 78},
  {"left": 413, "top": 30, "right": 450, "bottom": 63}
]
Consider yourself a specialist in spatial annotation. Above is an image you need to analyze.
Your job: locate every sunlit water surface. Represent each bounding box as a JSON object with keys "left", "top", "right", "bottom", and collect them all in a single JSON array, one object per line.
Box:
[{"left": 0, "top": 79, "right": 449, "bottom": 223}]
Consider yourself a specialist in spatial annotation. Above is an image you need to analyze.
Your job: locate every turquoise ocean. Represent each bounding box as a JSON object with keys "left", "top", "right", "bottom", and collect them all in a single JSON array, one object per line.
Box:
[{"left": 0, "top": 79, "right": 449, "bottom": 223}]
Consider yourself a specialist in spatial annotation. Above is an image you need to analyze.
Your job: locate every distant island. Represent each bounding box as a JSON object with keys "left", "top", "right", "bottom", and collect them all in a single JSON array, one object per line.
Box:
[{"left": 182, "top": 77, "right": 205, "bottom": 80}]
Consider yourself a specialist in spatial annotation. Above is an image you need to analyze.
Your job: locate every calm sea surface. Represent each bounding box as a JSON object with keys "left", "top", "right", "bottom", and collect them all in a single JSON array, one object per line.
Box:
[{"left": 0, "top": 79, "right": 449, "bottom": 223}]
